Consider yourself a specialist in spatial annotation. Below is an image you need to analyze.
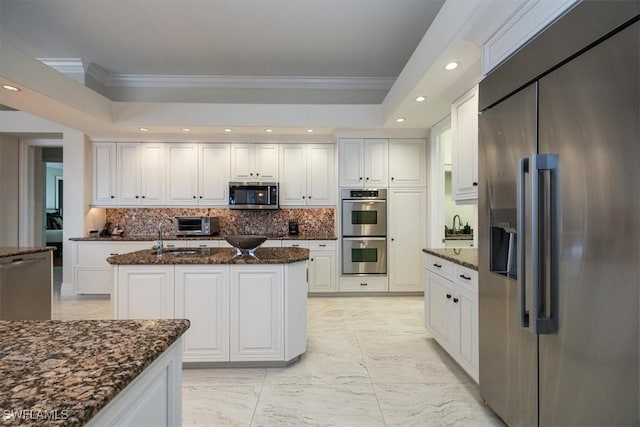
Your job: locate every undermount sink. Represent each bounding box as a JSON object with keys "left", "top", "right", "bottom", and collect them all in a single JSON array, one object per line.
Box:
[{"left": 153, "top": 247, "right": 213, "bottom": 257}]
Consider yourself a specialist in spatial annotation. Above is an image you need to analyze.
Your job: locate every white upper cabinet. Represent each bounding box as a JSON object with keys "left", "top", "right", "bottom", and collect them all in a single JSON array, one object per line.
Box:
[
  {"left": 166, "top": 143, "right": 230, "bottom": 206},
  {"left": 482, "top": 0, "right": 579, "bottom": 75},
  {"left": 451, "top": 86, "right": 479, "bottom": 204},
  {"left": 280, "top": 144, "right": 335, "bottom": 206},
  {"left": 116, "top": 143, "right": 165, "bottom": 206},
  {"left": 165, "top": 143, "right": 199, "bottom": 205},
  {"left": 388, "top": 139, "right": 426, "bottom": 187},
  {"left": 92, "top": 142, "right": 117, "bottom": 205},
  {"left": 199, "top": 144, "right": 230, "bottom": 205},
  {"left": 339, "top": 138, "right": 388, "bottom": 187},
  {"left": 231, "top": 144, "right": 279, "bottom": 181}
]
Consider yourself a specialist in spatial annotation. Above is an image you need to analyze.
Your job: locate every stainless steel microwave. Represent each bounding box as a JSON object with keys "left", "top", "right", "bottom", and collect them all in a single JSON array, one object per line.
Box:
[
  {"left": 229, "top": 182, "right": 279, "bottom": 210},
  {"left": 175, "top": 216, "right": 220, "bottom": 236}
]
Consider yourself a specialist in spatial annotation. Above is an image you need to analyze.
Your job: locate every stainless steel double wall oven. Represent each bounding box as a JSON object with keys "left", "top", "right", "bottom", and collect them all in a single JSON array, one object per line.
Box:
[{"left": 341, "top": 189, "right": 387, "bottom": 275}]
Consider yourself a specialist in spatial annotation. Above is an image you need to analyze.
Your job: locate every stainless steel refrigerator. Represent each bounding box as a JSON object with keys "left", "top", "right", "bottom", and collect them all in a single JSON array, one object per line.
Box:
[{"left": 478, "top": 2, "right": 639, "bottom": 426}]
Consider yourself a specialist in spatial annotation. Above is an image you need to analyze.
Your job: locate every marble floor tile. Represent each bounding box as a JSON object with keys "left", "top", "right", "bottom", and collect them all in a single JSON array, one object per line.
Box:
[
  {"left": 182, "top": 384, "right": 261, "bottom": 427},
  {"left": 182, "top": 368, "right": 266, "bottom": 386},
  {"left": 373, "top": 383, "right": 503, "bottom": 426},
  {"left": 53, "top": 294, "right": 503, "bottom": 426},
  {"left": 253, "top": 383, "right": 386, "bottom": 427}
]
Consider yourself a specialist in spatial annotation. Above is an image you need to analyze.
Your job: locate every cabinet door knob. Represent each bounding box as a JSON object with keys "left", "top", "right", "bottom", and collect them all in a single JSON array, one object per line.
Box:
[
  {"left": 199, "top": 196, "right": 203, "bottom": 199},
  {"left": 250, "top": 173, "right": 254, "bottom": 176},
  {"left": 142, "top": 195, "right": 146, "bottom": 198},
  {"left": 453, "top": 298, "right": 459, "bottom": 303},
  {"left": 391, "top": 238, "right": 395, "bottom": 242},
  {"left": 366, "top": 177, "right": 370, "bottom": 180},
  {"left": 310, "top": 258, "right": 314, "bottom": 261},
  {"left": 391, "top": 177, "right": 395, "bottom": 181},
  {"left": 446, "top": 294, "right": 452, "bottom": 299},
  {"left": 193, "top": 195, "right": 196, "bottom": 199},
  {"left": 302, "top": 196, "right": 305, "bottom": 199},
  {"left": 256, "top": 173, "right": 260, "bottom": 176},
  {"left": 110, "top": 195, "right": 115, "bottom": 199},
  {"left": 135, "top": 195, "right": 139, "bottom": 199},
  {"left": 308, "top": 196, "right": 311, "bottom": 199},
  {"left": 472, "top": 182, "right": 478, "bottom": 186},
  {"left": 359, "top": 177, "right": 363, "bottom": 181}
]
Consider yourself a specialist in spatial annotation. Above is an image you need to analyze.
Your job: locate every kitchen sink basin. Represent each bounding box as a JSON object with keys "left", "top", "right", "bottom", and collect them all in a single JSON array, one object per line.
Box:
[{"left": 152, "top": 247, "right": 214, "bottom": 257}]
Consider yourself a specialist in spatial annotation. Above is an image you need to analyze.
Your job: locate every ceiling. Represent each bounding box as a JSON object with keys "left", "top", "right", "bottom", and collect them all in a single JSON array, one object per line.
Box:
[
  {"left": 0, "top": 0, "right": 514, "bottom": 138},
  {"left": 0, "top": 0, "right": 445, "bottom": 105}
]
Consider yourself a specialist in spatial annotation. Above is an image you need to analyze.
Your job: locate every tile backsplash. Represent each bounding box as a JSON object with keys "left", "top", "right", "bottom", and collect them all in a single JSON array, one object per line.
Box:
[{"left": 105, "top": 208, "right": 335, "bottom": 237}]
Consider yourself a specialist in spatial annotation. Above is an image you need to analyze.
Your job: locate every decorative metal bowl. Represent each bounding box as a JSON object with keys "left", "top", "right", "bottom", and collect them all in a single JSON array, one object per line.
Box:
[{"left": 225, "top": 235, "right": 267, "bottom": 259}]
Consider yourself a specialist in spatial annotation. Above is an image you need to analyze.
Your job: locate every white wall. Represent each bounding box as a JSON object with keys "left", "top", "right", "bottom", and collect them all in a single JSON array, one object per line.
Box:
[
  {"left": 62, "top": 130, "right": 92, "bottom": 286},
  {"left": 0, "top": 135, "right": 20, "bottom": 246}
]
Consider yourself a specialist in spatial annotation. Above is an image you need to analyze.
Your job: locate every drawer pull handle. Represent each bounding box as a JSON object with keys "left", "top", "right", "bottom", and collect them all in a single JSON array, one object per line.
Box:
[
  {"left": 318, "top": 244, "right": 327, "bottom": 247},
  {"left": 292, "top": 244, "right": 299, "bottom": 247},
  {"left": 453, "top": 298, "right": 459, "bottom": 303},
  {"left": 446, "top": 294, "right": 452, "bottom": 299},
  {"left": 110, "top": 253, "right": 119, "bottom": 256},
  {"left": 360, "top": 283, "right": 368, "bottom": 286},
  {"left": 459, "top": 274, "right": 471, "bottom": 281},
  {"left": 433, "top": 263, "right": 442, "bottom": 268},
  {"left": 199, "top": 245, "right": 207, "bottom": 248}
]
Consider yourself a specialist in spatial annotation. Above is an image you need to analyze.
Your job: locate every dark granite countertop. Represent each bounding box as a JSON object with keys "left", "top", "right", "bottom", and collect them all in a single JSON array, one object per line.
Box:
[
  {"left": 107, "top": 247, "right": 310, "bottom": 265},
  {"left": 422, "top": 248, "right": 478, "bottom": 270},
  {"left": 0, "top": 247, "right": 55, "bottom": 258},
  {"left": 0, "top": 319, "right": 189, "bottom": 426},
  {"left": 70, "top": 234, "right": 337, "bottom": 241}
]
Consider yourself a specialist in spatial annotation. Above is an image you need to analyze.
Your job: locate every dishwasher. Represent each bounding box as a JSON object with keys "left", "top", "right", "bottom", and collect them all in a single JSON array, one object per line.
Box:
[{"left": 0, "top": 251, "right": 52, "bottom": 320}]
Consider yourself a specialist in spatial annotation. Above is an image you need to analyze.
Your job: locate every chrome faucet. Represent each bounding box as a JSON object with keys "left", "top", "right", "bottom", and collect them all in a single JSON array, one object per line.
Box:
[
  {"left": 452, "top": 215, "right": 462, "bottom": 234},
  {"left": 156, "top": 216, "right": 174, "bottom": 254}
]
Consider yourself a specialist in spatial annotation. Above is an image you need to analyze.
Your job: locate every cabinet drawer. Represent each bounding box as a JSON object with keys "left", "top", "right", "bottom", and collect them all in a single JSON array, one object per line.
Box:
[
  {"left": 424, "top": 254, "right": 454, "bottom": 277},
  {"left": 308, "top": 240, "right": 336, "bottom": 251},
  {"left": 186, "top": 240, "right": 221, "bottom": 248},
  {"left": 339, "top": 275, "right": 388, "bottom": 292},
  {"left": 281, "top": 240, "right": 309, "bottom": 248},
  {"left": 454, "top": 265, "right": 478, "bottom": 290}
]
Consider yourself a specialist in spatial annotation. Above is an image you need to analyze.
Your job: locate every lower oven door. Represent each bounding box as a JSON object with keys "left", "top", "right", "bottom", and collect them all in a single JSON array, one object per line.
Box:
[{"left": 342, "top": 237, "right": 387, "bottom": 275}]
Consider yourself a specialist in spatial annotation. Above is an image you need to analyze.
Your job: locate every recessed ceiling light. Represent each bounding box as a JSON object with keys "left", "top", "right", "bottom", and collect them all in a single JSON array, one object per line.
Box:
[
  {"left": 396, "top": 118, "right": 406, "bottom": 123},
  {"left": 415, "top": 96, "right": 426, "bottom": 102},
  {"left": 2, "top": 84, "right": 20, "bottom": 92},
  {"left": 139, "top": 127, "right": 149, "bottom": 132},
  {"left": 265, "top": 129, "right": 273, "bottom": 133},
  {"left": 224, "top": 128, "right": 232, "bottom": 133},
  {"left": 306, "top": 129, "right": 314, "bottom": 133},
  {"left": 445, "top": 62, "right": 459, "bottom": 71},
  {"left": 182, "top": 128, "right": 190, "bottom": 132}
]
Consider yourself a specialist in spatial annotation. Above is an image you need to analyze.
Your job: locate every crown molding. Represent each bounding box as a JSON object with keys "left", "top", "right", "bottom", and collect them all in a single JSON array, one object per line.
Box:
[
  {"left": 37, "top": 58, "right": 87, "bottom": 74},
  {"left": 84, "top": 66, "right": 394, "bottom": 91}
]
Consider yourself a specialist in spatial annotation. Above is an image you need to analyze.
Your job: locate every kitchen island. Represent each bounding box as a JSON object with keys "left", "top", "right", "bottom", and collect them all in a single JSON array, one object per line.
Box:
[
  {"left": 0, "top": 319, "right": 189, "bottom": 426},
  {"left": 108, "top": 247, "right": 310, "bottom": 366}
]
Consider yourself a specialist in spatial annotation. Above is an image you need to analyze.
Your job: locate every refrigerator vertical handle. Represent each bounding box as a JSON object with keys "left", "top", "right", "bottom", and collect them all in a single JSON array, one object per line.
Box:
[
  {"left": 517, "top": 157, "right": 529, "bottom": 328},
  {"left": 531, "top": 153, "right": 560, "bottom": 335}
]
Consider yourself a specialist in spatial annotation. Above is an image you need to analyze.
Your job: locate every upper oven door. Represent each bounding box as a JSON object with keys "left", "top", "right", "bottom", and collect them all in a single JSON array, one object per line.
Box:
[{"left": 342, "top": 200, "right": 387, "bottom": 236}]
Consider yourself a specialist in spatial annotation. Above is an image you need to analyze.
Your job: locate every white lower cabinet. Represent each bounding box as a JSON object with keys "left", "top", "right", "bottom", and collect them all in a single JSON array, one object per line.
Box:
[
  {"left": 230, "top": 266, "right": 284, "bottom": 361},
  {"left": 424, "top": 254, "right": 479, "bottom": 382},
  {"left": 282, "top": 240, "right": 336, "bottom": 293},
  {"left": 73, "top": 241, "right": 151, "bottom": 294},
  {"left": 388, "top": 188, "right": 426, "bottom": 292},
  {"left": 113, "top": 262, "right": 308, "bottom": 364},
  {"left": 116, "top": 265, "right": 175, "bottom": 319},
  {"left": 175, "top": 266, "right": 229, "bottom": 362}
]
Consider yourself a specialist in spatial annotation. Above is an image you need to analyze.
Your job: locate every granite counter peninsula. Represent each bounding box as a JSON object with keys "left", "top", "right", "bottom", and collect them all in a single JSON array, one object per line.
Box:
[
  {"left": 0, "top": 319, "right": 189, "bottom": 426},
  {"left": 108, "top": 247, "right": 310, "bottom": 365}
]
